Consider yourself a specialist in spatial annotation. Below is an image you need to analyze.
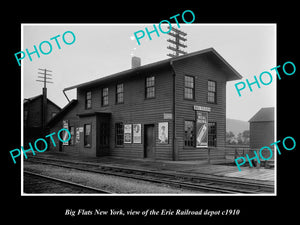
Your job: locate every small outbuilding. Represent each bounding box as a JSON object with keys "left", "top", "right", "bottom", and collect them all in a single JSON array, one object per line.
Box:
[{"left": 248, "top": 107, "right": 275, "bottom": 166}]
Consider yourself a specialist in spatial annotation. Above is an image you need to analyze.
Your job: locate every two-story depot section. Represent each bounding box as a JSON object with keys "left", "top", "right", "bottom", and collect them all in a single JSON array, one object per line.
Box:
[{"left": 47, "top": 48, "right": 242, "bottom": 161}]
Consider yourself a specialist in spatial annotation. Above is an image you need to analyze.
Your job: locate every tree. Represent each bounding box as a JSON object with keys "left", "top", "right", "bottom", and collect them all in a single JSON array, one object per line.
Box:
[
  {"left": 237, "top": 132, "right": 243, "bottom": 144},
  {"left": 242, "top": 130, "right": 250, "bottom": 144},
  {"left": 226, "top": 131, "right": 236, "bottom": 144}
]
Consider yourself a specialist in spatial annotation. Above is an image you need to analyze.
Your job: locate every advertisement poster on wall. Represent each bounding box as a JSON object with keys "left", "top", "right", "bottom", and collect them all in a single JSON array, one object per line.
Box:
[
  {"left": 75, "top": 127, "right": 80, "bottom": 144},
  {"left": 133, "top": 124, "right": 141, "bottom": 143},
  {"left": 62, "top": 120, "right": 69, "bottom": 145},
  {"left": 196, "top": 111, "right": 208, "bottom": 148},
  {"left": 158, "top": 122, "right": 168, "bottom": 144},
  {"left": 124, "top": 124, "right": 132, "bottom": 143}
]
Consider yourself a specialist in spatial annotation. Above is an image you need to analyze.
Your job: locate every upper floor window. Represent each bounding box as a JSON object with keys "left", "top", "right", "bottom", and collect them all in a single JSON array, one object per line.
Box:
[
  {"left": 145, "top": 76, "right": 155, "bottom": 99},
  {"left": 184, "top": 75, "right": 195, "bottom": 100},
  {"left": 208, "top": 80, "right": 216, "bottom": 103},
  {"left": 85, "top": 91, "right": 92, "bottom": 109},
  {"left": 116, "top": 83, "right": 124, "bottom": 104},
  {"left": 102, "top": 87, "right": 109, "bottom": 106}
]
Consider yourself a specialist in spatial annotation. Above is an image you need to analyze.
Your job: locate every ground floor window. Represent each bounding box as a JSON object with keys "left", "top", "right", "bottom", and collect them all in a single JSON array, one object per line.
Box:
[
  {"left": 208, "top": 122, "right": 217, "bottom": 147},
  {"left": 115, "top": 122, "right": 124, "bottom": 146},
  {"left": 184, "top": 120, "right": 217, "bottom": 147},
  {"left": 84, "top": 124, "right": 92, "bottom": 147},
  {"left": 184, "top": 120, "right": 195, "bottom": 147}
]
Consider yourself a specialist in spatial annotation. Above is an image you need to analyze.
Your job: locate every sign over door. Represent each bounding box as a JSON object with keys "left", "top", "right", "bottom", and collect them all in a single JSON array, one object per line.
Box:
[{"left": 196, "top": 111, "right": 208, "bottom": 148}]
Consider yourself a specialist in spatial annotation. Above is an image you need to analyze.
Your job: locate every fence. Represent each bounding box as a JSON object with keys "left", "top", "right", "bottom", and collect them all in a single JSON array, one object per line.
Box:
[{"left": 224, "top": 145, "right": 250, "bottom": 164}]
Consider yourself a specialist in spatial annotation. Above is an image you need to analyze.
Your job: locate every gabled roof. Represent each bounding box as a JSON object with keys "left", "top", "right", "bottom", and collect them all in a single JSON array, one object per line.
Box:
[
  {"left": 24, "top": 94, "right": 42, "bottom": 103},
  {"left": 249, "top": 107, "right": 275, "bottom": 122},
  {"left": 63, "top": 48, "right": 242, "bottom": 91},
  {"left": 24, "top": 94, "right": 61, "bottom": 111}
]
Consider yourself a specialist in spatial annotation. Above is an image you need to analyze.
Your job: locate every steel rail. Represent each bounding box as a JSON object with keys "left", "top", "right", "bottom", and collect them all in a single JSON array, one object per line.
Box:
[
  {"left": 30, "top": 156, "right": 274, "bottom": 191},
  {"left": 25, "top": 158, "right": 273, "bottom": 194},
  {"left": 24, "top": 170, "right": 112, "bottom": 194}
]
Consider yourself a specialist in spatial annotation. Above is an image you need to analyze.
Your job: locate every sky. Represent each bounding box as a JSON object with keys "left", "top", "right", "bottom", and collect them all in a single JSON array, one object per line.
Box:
[{"left": 22, "top": 24, "right": 276, "bottom": 121}]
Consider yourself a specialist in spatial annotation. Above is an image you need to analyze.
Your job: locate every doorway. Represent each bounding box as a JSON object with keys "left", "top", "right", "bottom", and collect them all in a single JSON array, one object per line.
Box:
[
  {"left": 144, "top": 124, "right": 155, "bottom": 159},
  {"left": 96, "top": 121, "right": 110, "bottom": 157},
  {"left": 96, "top": 113, "right": 111, "bottom": 157}
]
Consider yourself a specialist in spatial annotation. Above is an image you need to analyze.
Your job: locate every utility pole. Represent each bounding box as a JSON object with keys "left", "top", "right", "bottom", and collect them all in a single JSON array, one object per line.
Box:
[
  {"left": 167, "top": 26, "right": 187, "bottom": 58},
  {"left": 36, "top": 68, "right": 53, "bottom": 129}
]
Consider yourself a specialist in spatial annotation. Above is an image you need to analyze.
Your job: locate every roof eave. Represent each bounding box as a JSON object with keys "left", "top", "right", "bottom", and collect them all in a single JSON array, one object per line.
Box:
[
  {"left": 208, "top": 48, "right": 243, "bottom": 81},
  {"left": 63, "top": 59, "right": 171, "bottom": 91},
  {"left": 46, "top": 99, "right": 78, "bottom": 128},
  {"left": 171, "top": 47, "right": 243, "bottom": 81}
]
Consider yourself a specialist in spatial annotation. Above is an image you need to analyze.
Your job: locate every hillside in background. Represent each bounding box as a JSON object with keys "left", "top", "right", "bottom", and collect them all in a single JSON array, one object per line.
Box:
[{"left": 226, "top": 118, "right": 249, "bottom": 135}]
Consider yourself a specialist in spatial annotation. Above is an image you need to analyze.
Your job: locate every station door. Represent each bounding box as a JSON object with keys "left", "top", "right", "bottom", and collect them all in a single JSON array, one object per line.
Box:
[{"left": 144, "top": 124, "right": 155, "bottom": 159}]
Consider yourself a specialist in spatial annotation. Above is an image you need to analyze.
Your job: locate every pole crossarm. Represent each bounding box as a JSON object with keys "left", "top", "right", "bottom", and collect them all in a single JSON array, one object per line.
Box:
[
  {"left": 36, "top": 68, "right": 53, "bottom": 88},
  {"left": 166, "top": 27, "right": 187, "bottom": 58}
]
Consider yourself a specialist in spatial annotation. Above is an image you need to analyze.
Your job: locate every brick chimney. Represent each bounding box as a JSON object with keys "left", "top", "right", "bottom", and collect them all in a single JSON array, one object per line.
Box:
[{"left": 132, "top": 56, "right": 141, "bottom": 69}]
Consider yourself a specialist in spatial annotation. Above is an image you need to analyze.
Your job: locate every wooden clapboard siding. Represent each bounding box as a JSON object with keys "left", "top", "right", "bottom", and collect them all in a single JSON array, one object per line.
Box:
[
  {"left": 209, "top": 148, "right": 226, "bottom": 159},
  {"left": 225, "top": 145, "right": 250, "bottom": 157},
  {"left": 47, "top": 101, "right": 86, "bottom": 155},
  {"left": 249, "top": 121, "right": 275, "bottom": 159},
  {"left": 77, "top": 66, "right": 174, "bottom": 160},
  {"left": 47, "top": 49, "right": 238, "bottom": 161},
  {"left": 250, "top": 121, "right": 274, "bottom": 149},
  {"left": 172, "top": 53, "right": 227, "bottom": 160}
]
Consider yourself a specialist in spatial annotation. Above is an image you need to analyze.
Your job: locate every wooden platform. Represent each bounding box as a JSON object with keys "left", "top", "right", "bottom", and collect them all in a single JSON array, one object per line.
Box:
[{"left": 181, "top": 165, "right": 274, "bottom": 182}]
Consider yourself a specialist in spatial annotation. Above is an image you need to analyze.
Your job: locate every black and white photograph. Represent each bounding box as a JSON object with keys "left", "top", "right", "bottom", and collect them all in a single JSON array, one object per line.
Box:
[
  {"left": 19, "top": 23, "right": 278, "bottom": 196},
  {"left": 4, "top": 6, "right": 298, "bottom": 224}
]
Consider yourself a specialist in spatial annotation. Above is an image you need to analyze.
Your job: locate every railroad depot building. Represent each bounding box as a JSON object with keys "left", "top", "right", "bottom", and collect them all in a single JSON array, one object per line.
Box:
[{"left": 47, "top": 48, "right": 242, "bottom": 161}]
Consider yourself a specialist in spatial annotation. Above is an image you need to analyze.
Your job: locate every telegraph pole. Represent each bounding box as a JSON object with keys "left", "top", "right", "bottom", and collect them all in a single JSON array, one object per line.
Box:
[
  {"left": 37, "top": 68, "right": 53, "bottom": 89},
  {"left": 167, "top": 26, "right": 187, "bottom": 58},
  {"left": 36, "top": 68, "right": 53, "bottom": 129}
]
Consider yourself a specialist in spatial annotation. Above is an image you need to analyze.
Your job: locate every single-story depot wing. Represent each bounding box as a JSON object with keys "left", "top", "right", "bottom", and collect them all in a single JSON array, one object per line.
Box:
[{"left": 47, "top": 48, "right": 242, "bottom": 161}]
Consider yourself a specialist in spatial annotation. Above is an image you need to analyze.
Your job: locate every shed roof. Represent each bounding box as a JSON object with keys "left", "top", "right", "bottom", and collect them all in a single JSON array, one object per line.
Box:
[
  {"left": 249, "top": 107, "right": 275, "bottom": 122},
  {"left": 63, "top": 47, "right": 242, "bottom": 91},
  {"left": 46, "top": 99, "right": 78, "bottom": 128}
]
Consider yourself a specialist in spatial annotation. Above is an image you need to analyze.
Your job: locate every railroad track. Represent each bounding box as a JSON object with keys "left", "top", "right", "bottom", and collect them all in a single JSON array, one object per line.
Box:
[
  {"left": 24, "top": 171, "right": 112, "bottom": 194},
  {"left": 25, "top": 157, "right": 274, "bottom": 194}
]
